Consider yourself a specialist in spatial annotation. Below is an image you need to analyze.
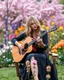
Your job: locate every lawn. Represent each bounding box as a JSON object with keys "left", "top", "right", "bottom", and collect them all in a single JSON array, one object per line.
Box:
[
  {"left": 0, "top": 67, "right": 18, "bottom": 80},
  {"left": 0, "top": 65, "right": 64, "bottom": 80}
]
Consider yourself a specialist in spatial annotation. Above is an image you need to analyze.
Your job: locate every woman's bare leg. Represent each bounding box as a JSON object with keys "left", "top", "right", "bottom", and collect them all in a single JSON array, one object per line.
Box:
[{"left": 30, "top": 57, "right": 39, "bottom": 80}]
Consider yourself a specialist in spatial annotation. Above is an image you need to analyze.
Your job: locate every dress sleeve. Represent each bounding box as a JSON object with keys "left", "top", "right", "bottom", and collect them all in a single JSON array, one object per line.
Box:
[
  {"left": 33, "top": 30, "right": 48, "bottom": 53},
  {"left": 41, "top": 30, "right": 48, "bottom": 50},
  {"left": 11, "top": 31, "right": 26, "bottom": 45},
  {"left": 42, "top": 31, "right": 48, "bottom": 45}
]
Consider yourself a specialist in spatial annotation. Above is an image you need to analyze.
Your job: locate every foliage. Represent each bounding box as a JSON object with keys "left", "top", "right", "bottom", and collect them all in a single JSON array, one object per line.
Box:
[
  {"left": 50, "top": 26, "right": 64, "bottom": 49},
  {"left": 0, "top": 25, "right": 26, "bottom": 67},
  {"left": 0, "top": 41, "right": 13, "bottom": 67},
  {"left": 50, "top": 26, "right": 64, "bottom": 64},
  {"left": 51, "top": 40, "right": 64, "bottom": 64}
]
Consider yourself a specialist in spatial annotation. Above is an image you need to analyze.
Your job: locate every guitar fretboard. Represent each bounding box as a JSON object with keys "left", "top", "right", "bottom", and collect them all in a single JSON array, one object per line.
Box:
[{"left": 28, "top": 26, "right": 57, "bottom": 47}]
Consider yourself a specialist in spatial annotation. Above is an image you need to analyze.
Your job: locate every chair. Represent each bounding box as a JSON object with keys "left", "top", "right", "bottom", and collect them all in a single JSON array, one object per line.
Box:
[{"left": 14, "top": 33, "right": 58, "bottom": 80}]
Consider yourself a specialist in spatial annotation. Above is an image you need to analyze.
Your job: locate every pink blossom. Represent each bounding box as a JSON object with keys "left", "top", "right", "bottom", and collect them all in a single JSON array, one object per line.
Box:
[{"left": 0, "top": 0, "right": 64, "bottom": 28}]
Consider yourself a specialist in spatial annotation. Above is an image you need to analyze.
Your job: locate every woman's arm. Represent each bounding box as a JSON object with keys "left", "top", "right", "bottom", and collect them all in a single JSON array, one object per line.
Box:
[
  {"left": 42, "top": 31, "right": 48, "bottom": 46},
  {"left": 40, "top": 30, "right": 48, "bottom": 50},
  {"left": 11, "top": 31, "right": 26, "bottom": 47}
]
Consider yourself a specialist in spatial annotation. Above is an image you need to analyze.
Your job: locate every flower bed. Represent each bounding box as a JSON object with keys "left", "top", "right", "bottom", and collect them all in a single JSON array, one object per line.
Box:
[
  {"left": 0, "top": 41, "right": 13, "bottom": 67},
  {"left": 50, "top": 26, "right": 64, "bottom": 64},
  {"left": 51, "top": 40, "right": 64, "bottom": 64}
]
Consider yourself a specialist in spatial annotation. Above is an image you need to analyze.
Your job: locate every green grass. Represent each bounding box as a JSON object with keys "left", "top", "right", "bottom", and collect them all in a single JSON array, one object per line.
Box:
[
  {"left": 57, "top": 65, "right": 64, "bottom": 80},
  {"left": 0, "top": 65, "right": 64, "bottom": 80},
  {"left": 0, "top": 67, "right": 18, "bottom": 80}
]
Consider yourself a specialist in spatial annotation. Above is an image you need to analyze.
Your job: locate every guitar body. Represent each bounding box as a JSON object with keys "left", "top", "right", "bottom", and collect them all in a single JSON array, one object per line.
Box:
[
  {"left": 12, "top": 26, "right": 57, "bottom": 62},
  {"left": 12, "top": 36, "right": 32, "bottom": 62}
]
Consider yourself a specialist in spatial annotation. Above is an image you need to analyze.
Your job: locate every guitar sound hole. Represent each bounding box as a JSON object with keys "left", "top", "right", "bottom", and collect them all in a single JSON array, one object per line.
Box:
[
  {"left": 18, "top": 43, "right": 28, "bottom": 55},
  {"left": 22, "top": 49, "right": 27, "bottom": 55},
  {"left": 21, "top": 43, "right": 28, "bottom": 55},
  {"left": 24, "top": 43, "right": 28, "bottom": 49}
]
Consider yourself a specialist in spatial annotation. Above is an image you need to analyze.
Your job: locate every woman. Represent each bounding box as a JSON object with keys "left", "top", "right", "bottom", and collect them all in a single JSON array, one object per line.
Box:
[{"left": 11, "top": 16, "right": 58, "bottom": 80}]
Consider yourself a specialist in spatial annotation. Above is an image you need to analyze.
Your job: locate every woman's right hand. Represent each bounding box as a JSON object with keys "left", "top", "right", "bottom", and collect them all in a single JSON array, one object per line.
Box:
[
  {"left": 15, "top": 41, "right": 24, "bottom": 50},
  {"left": 18, "top": 44, "right": 24, "bottom": 54},
  {"left": 18, "top": 44, "right": 24, "bottom": 49}
]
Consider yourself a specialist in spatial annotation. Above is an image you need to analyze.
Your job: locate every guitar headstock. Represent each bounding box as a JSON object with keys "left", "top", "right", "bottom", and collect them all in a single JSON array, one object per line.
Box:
[{"left": 48, "top": 25, "right": 58, "bottom": 33}]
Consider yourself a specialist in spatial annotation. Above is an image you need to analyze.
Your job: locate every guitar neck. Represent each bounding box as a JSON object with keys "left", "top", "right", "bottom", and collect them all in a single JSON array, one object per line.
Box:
[
  {"left": 28, "top": 26, "right": 57, "bottom": 47},
  {"left": 28, "top": 31, "right": 47, "bottom": 46},
  {"left": 28, "top": 38, "right": 36, "bottom": 46}
]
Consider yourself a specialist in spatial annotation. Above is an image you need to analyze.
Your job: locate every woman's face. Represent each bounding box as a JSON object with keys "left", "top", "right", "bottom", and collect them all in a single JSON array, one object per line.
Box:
[{"left": 30, "top": 20, "right": 38, "bottom": 30}]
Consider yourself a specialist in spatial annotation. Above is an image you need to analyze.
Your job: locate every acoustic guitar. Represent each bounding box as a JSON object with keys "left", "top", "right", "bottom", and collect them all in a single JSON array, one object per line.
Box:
[{"left": 12, "top": 26, "right": 57, "bottom": 62}]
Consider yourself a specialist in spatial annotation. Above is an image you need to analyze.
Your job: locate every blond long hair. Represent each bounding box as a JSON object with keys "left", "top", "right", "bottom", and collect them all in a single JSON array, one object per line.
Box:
[{"left": 26, "top": 16, "right": 41, "bottom": 36}]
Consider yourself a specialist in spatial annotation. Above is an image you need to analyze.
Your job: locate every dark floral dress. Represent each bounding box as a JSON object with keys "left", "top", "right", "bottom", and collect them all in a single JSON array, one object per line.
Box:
[{"left": 11, "top": 31, "right": 58, "bottom": 80}]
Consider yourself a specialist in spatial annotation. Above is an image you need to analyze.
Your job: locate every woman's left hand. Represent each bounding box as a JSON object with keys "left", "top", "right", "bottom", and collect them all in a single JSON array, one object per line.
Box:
[{"left": 37, "top": 38, "right": 45, "bottom": 48}]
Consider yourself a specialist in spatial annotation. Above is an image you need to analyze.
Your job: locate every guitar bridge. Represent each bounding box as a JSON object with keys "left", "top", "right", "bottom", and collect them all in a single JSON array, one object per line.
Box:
[
  {"left": 18, "top": 47, "right": 27, "bottom": 55},
  {"left": 22, "top": 49, "right": 27, "bottom": 55}
]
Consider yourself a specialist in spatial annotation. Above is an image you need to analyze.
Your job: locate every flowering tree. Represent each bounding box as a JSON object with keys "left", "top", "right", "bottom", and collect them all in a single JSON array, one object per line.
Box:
[{"left": 0, "top": 0, "right": 64, "bottom": 29}]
